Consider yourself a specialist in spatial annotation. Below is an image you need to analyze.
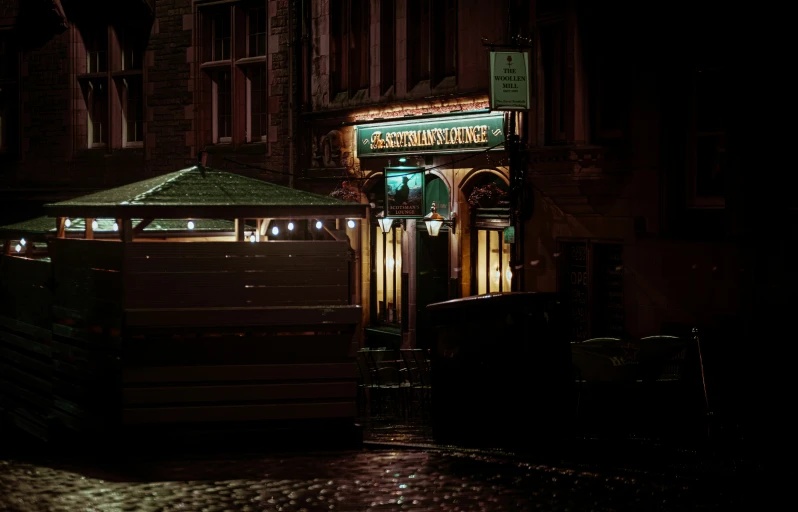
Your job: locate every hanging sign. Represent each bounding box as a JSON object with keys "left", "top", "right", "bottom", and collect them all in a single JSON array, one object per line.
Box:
[
  {"left": 357, "top": 112, "right": 505, "bottom": 158},
  {"left": 384, "top": 167, "right": 425, "bottom": 218},
  {"left": 503, "top": 226, "right": 515, "bottom": 244},
  {"left": 489, "top": 51, "right": 531, "bottom": 111}
]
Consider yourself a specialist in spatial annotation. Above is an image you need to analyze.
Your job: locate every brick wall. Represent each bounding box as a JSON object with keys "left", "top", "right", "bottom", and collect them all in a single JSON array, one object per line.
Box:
[{"left": 0, "top": 0, "right": 295, "bottom": 223}]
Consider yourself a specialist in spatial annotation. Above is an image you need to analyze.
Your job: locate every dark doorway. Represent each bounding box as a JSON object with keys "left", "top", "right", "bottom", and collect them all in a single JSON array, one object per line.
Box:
[{"left": 415, "top": 228, "right": 450, "bottom": 350}]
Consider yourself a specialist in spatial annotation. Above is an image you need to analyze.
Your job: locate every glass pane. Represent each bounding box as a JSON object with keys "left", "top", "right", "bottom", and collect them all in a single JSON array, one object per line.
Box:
[
  {"left": 489, "top": 231, "right": 500, "bottom": 293},
  {"left": 386, "top": 228, "right": 395, "bottom": 320},
  {"left": 395, "top": 228, "right": 402, "bottom": 323},
  {"left": 477, "top": 230, "right": 487, "bottom": 295},
  {"left": 375, "top": 228, "right": 385, "bottom": 319},
  {"left": 502, "top": 237, "right": 511, "bottom": 290}
]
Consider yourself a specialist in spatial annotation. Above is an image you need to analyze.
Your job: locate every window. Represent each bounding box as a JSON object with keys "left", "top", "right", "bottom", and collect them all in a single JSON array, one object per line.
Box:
[
  {"left": 214, "top": 70, "right": 232, "bottom": 142},
  {"left": 689, "top": 61, "right": 726, "bottom": 207},
  {"left": 407, "top": 0, "right": 457, "bottom": 88},
  {"left": 213, "top": 12, "right": 231, "bottom": 61},
  {"left": 330, "top": 0, "right": 370, "bottom": 98},
  {"left": 539, "top": 20, "right": 567, "bottom": 145},
  {"left": 122, "top": 77, "right": 143, "bottom": 144},
  {"left": 558, "top": 240, "right": 624, "bottom": 341},
  {"left": 85, "top": 28, "right": 108, "bottom": 73},
  {"left": 87, "top": 79, "right": 108, "bottom": 147},
  {"left": 372, "top": 223, "right": 403, "bottom": 325},
  {"left": 380, "top": 0, "right": 395, "bottom": 94},
  {"left": 199, "top": 2, "right": 268, "bottom": 145},
  {"left": 0, "top": 35, "right": 19, "bottom": 156},
  {"left": 247, "top": 66, "right": 268, "bottom": 141},
  {"left": 474, "top": 229, "right": 512, "bottom": 294},
  {"left": 76, "top": 24, "right": 147, "bottom": 150},
  {"left": 248, "top": 6, "right": 267, "bottom": 57}
]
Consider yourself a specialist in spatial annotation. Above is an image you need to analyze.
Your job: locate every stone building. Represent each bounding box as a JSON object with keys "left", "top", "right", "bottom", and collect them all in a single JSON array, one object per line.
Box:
[{"left": 0, "top": 0, "right": 295, "bottom": 224}]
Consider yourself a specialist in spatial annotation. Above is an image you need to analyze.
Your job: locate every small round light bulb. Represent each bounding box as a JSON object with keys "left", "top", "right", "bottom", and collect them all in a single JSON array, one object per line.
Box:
[
  {"left": 287, "top": 222, "right": 295, "bottom": 231},
  {"left": 20, "top": 238, "right": 26, "bottom": 246},
  {"left": 250, "top": 233, "right": 256, "bottom": 243},
  {"left": 315, "top": 220, "right": 323, "bottom": 230},
  {"left": 64, "top": 218, "right": 71, "bottom": 228},
  {"left": 347, "top": 220, "right": 356, "bottom": 229},
  {"left": 113, "top": 222, "right": 119, "bottom": 232},
  {"left": 271, "top": 226, "right": 279, "bottom": 236},
  {"left": 187, "top": 220, "right": 195, "bottom": 230},
  {"left": 91, "top": 220, "right": 99, "bottom": 230},
  {"left": 15, "top": 244, "right": 21, "bottom": 253}
]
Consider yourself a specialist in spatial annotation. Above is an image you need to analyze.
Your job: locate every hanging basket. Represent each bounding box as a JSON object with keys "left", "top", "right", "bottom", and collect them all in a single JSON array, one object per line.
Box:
[{"left": 468, "top": 183, "right": 508, "bottom": 208}]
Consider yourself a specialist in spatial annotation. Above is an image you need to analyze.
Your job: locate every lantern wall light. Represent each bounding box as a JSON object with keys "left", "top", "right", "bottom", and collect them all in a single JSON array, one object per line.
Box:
[
  {"left": 376, "top": 211, "right": 405, "bottom": 234},
  {"left": 423, "top": 202, "right": 456, "bottom": 237}
]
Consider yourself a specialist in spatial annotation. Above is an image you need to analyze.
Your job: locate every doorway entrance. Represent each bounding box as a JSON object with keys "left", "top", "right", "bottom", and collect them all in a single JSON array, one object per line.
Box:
[{"left": 415, "top": 227, "right": 450, "bottom": 351}]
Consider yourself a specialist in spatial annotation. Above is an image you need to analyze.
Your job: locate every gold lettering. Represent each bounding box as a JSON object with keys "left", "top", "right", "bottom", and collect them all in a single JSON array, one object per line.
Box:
[
  {"left": 465, "top": 126, "right": 476, "bottom": 144},
  {"left": 370, "top": 132, "right": 383, "bottom": 149},
  {"left": 481, "top": 125, "right": 488, "bottom": 143}
]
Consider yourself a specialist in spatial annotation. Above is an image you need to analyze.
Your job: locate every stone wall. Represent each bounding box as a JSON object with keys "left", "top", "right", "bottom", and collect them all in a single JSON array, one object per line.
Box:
[{"left": 0, "top": 0, "right": 294, "bottom": 223}]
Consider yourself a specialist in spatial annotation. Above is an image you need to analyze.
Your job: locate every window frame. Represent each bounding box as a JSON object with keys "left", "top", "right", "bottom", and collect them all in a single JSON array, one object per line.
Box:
[
  {"left": 370, "top": 221, "right": 403, "bottom": 327},
  {"left": 199, "top": 1, "right": 269, "bottom": 147},
  {"left": 687, "top": 63, "right": 726, "bottom": 209},
  {"left": 406, "top": 0, "right": 457, "bottom": 90},
  {"left": 556, "top": 239, "right": 625, "bottom": 341},
  {"left": 75, "top": 23, "right": 146, "bottom": 151}
]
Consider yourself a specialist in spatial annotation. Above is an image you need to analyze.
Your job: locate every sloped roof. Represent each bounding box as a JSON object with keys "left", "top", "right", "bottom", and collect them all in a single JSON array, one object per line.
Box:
[{"left": 44, "top": 166, "right": 366, "bottom": 219}]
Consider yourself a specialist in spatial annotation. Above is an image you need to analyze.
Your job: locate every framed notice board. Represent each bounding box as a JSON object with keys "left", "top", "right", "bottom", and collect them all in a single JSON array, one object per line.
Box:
[{"left": 557, "top": 240, "right": 625, "bottom": 341}]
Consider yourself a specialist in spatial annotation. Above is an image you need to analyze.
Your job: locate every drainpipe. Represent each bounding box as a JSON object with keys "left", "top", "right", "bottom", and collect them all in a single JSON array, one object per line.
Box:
[{"left": 287, "top": 0, "right": 295, "bottom": 188}]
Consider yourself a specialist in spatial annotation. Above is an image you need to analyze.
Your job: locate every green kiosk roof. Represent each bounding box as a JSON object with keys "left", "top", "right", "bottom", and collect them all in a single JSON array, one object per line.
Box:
[{"left": 42, "top": 166, "right": 366, "bottom": 219}]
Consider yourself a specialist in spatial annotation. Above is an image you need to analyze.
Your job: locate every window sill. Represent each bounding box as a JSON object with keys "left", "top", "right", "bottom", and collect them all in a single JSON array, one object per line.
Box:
[
  {"left": 123, "top": 142, "right": 144, "bottom": 149},
  {"left": 236, "top": 56, "right": 267, "bottom": 66},
  {"left": 77, "top": 72, "right": 107, "bottom": 80},
  {"left": 200, "top": 60, "right": 232, "bottom": 70},
  {"left": 111, "top": 69, "right": 143, "bottom": 78}
]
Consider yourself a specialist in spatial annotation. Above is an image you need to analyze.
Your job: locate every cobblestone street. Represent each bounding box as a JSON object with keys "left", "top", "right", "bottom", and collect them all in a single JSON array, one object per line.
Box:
[{"left": 0, "top": 422, "right": 767, "bottom": 512}]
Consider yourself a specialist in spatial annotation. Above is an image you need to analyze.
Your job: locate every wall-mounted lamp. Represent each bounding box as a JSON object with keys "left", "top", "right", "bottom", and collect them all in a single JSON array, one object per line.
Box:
[
  {"left": 376, "top": 211, "right": 393, "bottom": 234},
  {"left": 424, "top": 202, "right": 456, "bottom": 237}
]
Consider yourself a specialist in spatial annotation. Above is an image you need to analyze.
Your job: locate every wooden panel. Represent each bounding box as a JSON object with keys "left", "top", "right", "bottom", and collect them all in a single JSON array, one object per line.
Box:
[
  {"left": 125, "top": 284, "right": 349, "bottom": 309},
  {"left": 52, "top": 323, "right": 123, "bottom": 351},
  {"left": 122, "top": 401, "right": 357, "bottom": 424},
  {"left": 122, "top": 241, "right": 353, "bottom": 310},
  {"left": 122, "top": 362, "right": 358, "bottom": 383},
  {"left": 122, "top": 382, "right": 356, "bottom": 405},
  {"left": 123, "top": 240, "right": 352, "bottom": 259},
  {"left": 123, "top": 333, "right": 354, "bottom": 366},
  {"left": 0, "top": 362, "right": 51, "bottom": 393},
  {"left": 50, "top": 239, "right": 124, "bottom": 270},
  {"left": 124, "top": 305, "right": 362, "bottom": 328}
]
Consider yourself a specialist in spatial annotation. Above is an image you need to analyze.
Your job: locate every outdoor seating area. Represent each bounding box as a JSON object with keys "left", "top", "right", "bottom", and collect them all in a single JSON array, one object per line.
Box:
[
  {"left": 571, "top": 333, "right": 711, "bottom": 441},
  {"left": 0, "top": 166, "right": 369, "bottom": 446},
  {"left": 355, "top": 348, "right": 432, "bottom": 422}
]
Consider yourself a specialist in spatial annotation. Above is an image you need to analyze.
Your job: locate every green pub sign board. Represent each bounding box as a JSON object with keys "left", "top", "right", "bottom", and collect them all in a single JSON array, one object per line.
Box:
[{"left": 357, "top": 112, "right": 505, "bottom": 158}]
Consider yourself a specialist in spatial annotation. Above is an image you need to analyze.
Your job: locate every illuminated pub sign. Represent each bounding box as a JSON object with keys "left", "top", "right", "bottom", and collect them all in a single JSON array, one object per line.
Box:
[
  {"left": 384, "top": 167, "right": 425, "bottom": 218},
  {"left": 356, "top": 112, "right": 505, "bottom": 158}
]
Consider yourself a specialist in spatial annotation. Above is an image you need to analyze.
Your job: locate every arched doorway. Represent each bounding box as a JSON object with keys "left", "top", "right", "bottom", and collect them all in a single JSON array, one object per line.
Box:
[{"left": 415, "top": 174, "right": 451, "bottom": 350}]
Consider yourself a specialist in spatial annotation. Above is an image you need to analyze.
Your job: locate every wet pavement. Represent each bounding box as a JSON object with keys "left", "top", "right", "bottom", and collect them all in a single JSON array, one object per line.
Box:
[{"left": 0, "top": 421, "right": 768, "bottom": 512}]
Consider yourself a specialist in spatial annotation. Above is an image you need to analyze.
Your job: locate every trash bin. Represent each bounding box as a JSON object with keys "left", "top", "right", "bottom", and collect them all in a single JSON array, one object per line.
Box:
[{"left": 426, "top": 292, "right": 573, "bottom": 451}]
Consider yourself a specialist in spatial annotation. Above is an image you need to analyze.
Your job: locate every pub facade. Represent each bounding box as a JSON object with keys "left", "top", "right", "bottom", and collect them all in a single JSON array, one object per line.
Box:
[{"left": 297, "top": 0, "right": 756, "bottom": 355}]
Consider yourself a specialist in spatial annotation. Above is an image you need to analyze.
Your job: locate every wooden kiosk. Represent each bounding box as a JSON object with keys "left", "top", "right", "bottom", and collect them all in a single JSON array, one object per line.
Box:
[{"left": 0, "top": 166, "right": 367, "bottom": 446}]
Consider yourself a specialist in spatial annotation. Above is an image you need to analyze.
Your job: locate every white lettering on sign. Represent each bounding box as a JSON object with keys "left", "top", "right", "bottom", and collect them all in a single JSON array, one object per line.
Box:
[{"left": 570, "top": 271, "right": 588, "bottom": 286}]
